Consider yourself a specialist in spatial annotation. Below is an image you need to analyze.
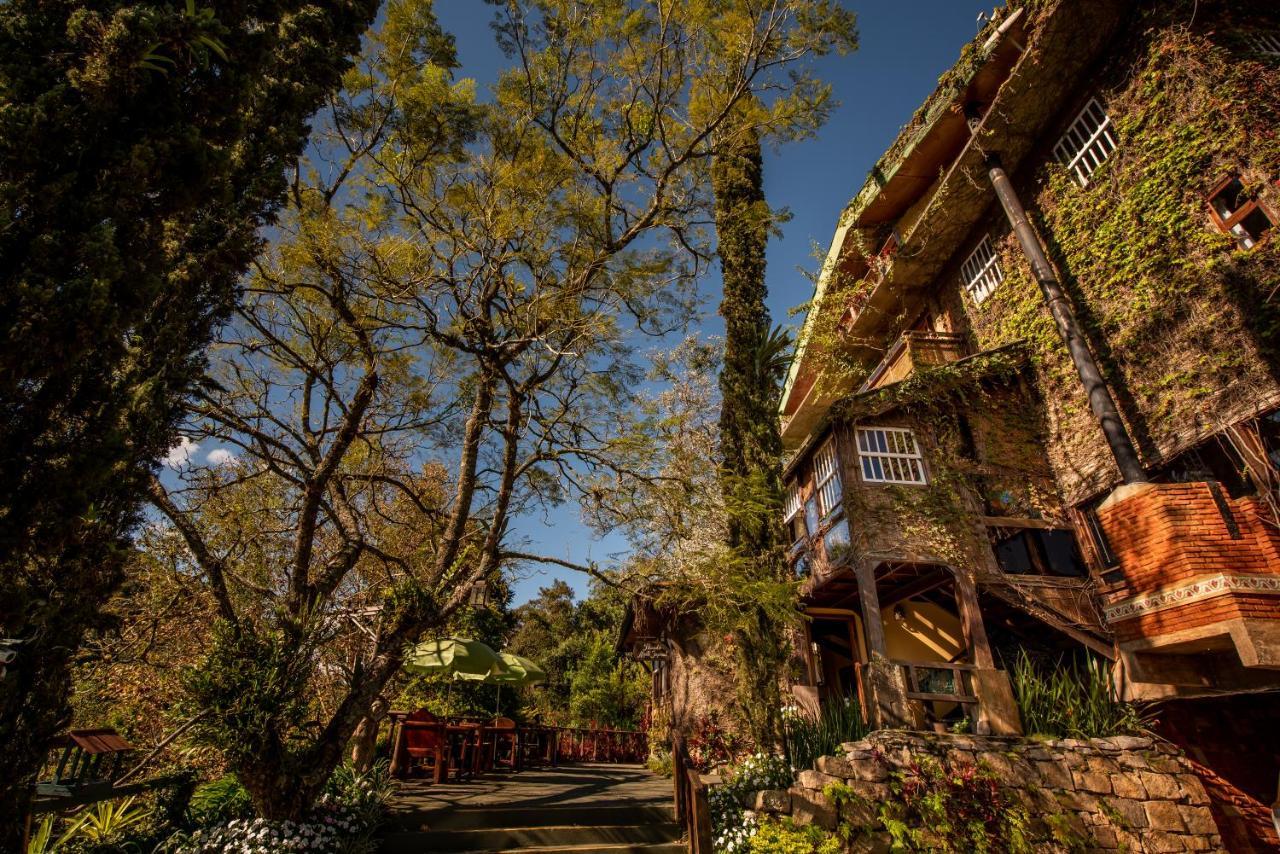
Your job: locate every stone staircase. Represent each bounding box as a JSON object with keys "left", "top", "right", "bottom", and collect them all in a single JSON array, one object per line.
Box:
[{"left": 378, "top": 764, "right": 685, "bottom": 854}]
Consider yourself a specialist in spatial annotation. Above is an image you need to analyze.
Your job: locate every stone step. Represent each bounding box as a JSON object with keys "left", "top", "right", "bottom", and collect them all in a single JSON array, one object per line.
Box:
[
  {"left": 390, "top": 802, "right": 676, "bottom": 831},
  {"left": 488, "top": 845, "right": 686, "bottom": 854},
  {"left": 379, "top": 821, "right": 683, "bottom": 853}
]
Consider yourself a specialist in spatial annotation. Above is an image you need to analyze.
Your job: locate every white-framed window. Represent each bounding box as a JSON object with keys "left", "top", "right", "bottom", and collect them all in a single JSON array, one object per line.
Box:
[
  {"left": 856, "top": 427, "right": 927, "bottom": 485},
  {"left": 783, "top": 482, "right": 803, "bottom": 522},
  {"left": 1053, "top": 98, "right": 1119, "bottom": 187},
  {"left": 1244, "top": 31, "right": 1280, "bottom": 57},
  {"left": 960, "top": 234, "right": 1004, "bottom": 305},
  {"left": 813, "top": 439, "right": 843, "bottom": 517}
]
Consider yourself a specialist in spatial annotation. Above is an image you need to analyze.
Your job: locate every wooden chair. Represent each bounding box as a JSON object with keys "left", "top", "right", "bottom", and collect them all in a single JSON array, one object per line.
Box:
[
  {"left": 486, "top": 717, "right": 520, "bottom": 771},
  {"left": 402, "top": 710, "right": 448, "bottom": 784}
]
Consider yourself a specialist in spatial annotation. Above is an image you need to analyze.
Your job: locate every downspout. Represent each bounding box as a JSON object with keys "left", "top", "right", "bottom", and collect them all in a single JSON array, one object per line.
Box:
[{"left": 985, "top": 154, "right": 1147, "bottom": 484}]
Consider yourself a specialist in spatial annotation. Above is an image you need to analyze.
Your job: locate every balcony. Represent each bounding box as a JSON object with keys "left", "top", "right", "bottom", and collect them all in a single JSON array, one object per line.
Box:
[
  {"left": 859, "top": 330, "right": 967, "bottom": 393},
  {"left": 1094, "top": 481, "right": 1280, "bottom": 695}
]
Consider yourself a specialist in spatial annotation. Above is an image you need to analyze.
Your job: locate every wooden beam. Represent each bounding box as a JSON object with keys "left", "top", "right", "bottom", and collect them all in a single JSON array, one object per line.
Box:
[
  {"left": 804, "top": 607, "right": 860, "bottom": 618},
  {"left": 879, "top": 569, "right": 953, "bottom": 611},
  {"left": 854, "top": 560, "right": 889, "bottom": 658},
  {"left": 981, "top": 515, "right": 1065, "bottom": 530},
  {"left": 953, "top": 569, "right": 996, "bottom": 670}
]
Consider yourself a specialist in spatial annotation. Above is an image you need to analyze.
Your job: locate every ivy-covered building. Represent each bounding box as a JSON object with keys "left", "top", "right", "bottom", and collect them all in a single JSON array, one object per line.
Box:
[{"left": 776, "top": 0, "right": 1280, "bottom": 845}]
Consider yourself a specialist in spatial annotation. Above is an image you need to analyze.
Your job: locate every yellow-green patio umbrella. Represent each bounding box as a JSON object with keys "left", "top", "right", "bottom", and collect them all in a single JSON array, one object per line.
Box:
[
  {"left": 471, "top": 651, "right": 547, "bottom": 714},
  {"left": 491, "top": 652, "right": 547, "bottom": 687},
  {"left": 403, "top": 637, "right": 506, "bottom": 679}
]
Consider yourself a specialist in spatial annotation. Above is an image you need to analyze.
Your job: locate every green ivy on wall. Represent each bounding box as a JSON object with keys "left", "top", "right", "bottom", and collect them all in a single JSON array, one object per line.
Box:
[{"left": 970, "top": 8, "right": 1280, "bottom": 500}]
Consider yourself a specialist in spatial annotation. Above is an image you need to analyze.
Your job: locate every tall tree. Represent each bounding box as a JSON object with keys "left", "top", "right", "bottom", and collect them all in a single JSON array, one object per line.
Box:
[
  {"left": 712, "top": 116, "right": 792, "bottom": 749},
  {"left": 709, "top": 13, "right": 857, "bottom": 748},
  {"left": 0, "top": 0, "right": 379, "bottom": 835},
  {"left": 143, "top": 0, "right": 855, "bottom": 819}
]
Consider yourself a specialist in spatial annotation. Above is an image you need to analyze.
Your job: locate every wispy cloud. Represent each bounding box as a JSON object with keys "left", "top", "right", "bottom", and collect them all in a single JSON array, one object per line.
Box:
[
  {"left": 206, "top": 448, "right": 236, "bottom": 467},
  {"left": 163, "top": 436, "right": 199, "bottom": 469}
]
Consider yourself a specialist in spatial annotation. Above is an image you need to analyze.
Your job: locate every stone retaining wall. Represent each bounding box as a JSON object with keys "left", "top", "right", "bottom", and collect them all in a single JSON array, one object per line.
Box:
[{"left": 748, "top": 730, "right": 1222, "bottom": 852}]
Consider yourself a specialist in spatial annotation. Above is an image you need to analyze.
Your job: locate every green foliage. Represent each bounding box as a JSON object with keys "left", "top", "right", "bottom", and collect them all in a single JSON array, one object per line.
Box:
[
  {"left": 68, "top": 797, "right": 154, "bottom": 848},
  {"left": 320, "top": 761, "right": 397, "bottom": 853},
  {"left": 783, "top": 699, "right": 868, "bottom": 771},
  {"left": 647, "top": 751, "right": 674, "bottom": 778},
  {"left": 1010, "top": 651, "right": 1148, "bottom": 739},
  {"left": 568, "top": 634, "right": 649, "bottom": 729},
  {"left": 189, "top": 775, "right": 253, "bottom": 827},
  {"left": 503, "top": 580, "right": 647, "bottom": 728},
  {"left": 28, "top": 796, "right": 161, "bottom": 854},
  {"left": 746, "top": 818, "right": 842, "bottom": 854},
  {"left": 183, "top": 622, "right": 315, "bottom": 773},
  {"left": 878, "top": 757, "right": 1033, "bottom": 854},
  {"left": 26, "top": 814, "right": 88, "bottom": 854},
  {"left": 970, "top": 10, "right": 1280, "bottom": 496}
]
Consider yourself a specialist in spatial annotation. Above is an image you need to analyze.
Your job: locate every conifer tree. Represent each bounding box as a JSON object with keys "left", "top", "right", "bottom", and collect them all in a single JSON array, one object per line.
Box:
[
  {"left": 0, "top": 0, "right": 378, "bottom": 835},
  {"left": 712, "top": 116, "right": 792, "bottom": 749}
]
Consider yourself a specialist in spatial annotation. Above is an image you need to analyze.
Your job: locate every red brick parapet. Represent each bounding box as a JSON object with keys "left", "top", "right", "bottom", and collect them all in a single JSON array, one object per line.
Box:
[{"left": 1093, "top": 482, "right": 1280, "bottom": 657}]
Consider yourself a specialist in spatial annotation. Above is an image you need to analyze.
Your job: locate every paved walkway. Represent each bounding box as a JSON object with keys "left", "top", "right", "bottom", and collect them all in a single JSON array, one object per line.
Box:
[{"left": 379, "top": 764, "right": 684, "bottom": 853}]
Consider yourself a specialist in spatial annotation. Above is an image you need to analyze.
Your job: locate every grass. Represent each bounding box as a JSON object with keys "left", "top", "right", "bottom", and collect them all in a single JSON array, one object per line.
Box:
[{"left": 783, "top": 698, "right": 869, "bottom": 770}]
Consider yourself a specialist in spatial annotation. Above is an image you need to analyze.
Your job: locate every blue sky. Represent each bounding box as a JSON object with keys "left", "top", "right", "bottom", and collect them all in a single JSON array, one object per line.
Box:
[{"left": 432, "top": 0, "right": 996, "bottom": 604}]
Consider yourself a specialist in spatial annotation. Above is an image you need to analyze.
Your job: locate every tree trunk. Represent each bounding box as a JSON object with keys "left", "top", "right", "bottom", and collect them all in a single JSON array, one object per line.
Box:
[
  {"left": 711, "top": 114, "right": 788, "bottom": 751},
  {"left": 350, "top": 697, "right": 388, "bottom": 772}
]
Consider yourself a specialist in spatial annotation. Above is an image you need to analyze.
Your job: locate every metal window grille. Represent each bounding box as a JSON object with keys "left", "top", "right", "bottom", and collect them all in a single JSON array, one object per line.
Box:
[
  {"left": 1053, "top": 98, "right": 1119, "bottom": 187},
  {"left": 1245, "top": 31, "right": 1280, "bottom": 56},
  {"left": 783, "top": 482, "right": 803, "bottom": 521},
  {"left": 813, "top": 440, "right": 843, "bottom": 517},
  {"left": 856, "top": 427, "right": 927, "bottom": 485},
  {"left": 960, "top": 234, "right": 1004, "bottom": 305}
]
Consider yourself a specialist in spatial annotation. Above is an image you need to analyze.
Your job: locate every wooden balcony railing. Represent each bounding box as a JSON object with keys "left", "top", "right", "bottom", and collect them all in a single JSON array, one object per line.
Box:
[
  {"left": 894, "top": 660, "right": 980, "bottom": 727},
  {"left": 860, "top": 331, "right": 967, "bottom": 393}
]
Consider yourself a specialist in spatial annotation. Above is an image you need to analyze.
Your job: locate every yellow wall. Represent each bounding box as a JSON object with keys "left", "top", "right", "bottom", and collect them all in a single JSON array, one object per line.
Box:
[{"left": 883, "top": 600, "right": 964, "bottom": 664}]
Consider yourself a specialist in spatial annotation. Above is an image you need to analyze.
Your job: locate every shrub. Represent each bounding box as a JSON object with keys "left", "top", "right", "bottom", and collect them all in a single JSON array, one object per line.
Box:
[
  {"left": 709, "top": 753, "right": 795, "bottom": 853},
  {"left": 1011, "top": 651, "right": 1148, "bottom": 738},
  {"left": 747, "top": 818, "right": 841, "bottom": 854},
  {"left": 176, "top": 762, "right": 394, "bottom": 854},
  {"left": 189, "top": 776, "right": 253, "bottom": 827},
  {"left": 647, "top": 750, "right": 674, "bottom": 778},
  {"left": 177, "top": 817, "right": 344, "bottom": 853},
  {"left": 879, "top": 757, "right": 1032, "bottom": 853},
  {"left": 688, "top": 712, "right": 743, "bottom": 772},
  {"left": 782, "top": 699, "right": 868, "bottom": 771}
]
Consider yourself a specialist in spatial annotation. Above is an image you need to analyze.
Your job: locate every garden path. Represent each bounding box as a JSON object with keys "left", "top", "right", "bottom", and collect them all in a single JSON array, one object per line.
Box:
[{"left": 378, "top": 763, "right": 684, "bottom": 853}]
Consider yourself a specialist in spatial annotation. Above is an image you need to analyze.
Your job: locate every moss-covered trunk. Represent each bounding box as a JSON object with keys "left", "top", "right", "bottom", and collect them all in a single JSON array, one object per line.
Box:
[{"left": 712, "top": 117, "right": 788, "bottom": 750}]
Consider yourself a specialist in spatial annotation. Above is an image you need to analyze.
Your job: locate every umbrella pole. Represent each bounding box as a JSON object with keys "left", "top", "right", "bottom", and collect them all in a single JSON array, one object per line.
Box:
[{"left": 496, "top": 684, "right": 501, "bottom": 716}]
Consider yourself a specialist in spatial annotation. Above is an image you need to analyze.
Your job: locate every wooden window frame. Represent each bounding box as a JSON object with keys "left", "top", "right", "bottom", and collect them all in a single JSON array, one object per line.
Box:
[
  {"left": 855, "top": 426, "right": 928, "bottom": 486},
  {"left": 1206, "top": 174, "right": 1275, "bottom": 251},
  {"left": 960, "top": 234, "right": 1005, "bottom": 306},
  {"left": 783, "top": 481, "right": 803, "bottom": 522},
  {"left": 1053, "top": 98, "right": 1119, "bottom": 188},
  {"left": 813, "top": 439, "right": 843, "bottom": 518}
]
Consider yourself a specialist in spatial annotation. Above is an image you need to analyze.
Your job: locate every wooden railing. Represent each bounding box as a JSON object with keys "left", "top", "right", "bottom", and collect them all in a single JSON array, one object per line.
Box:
[
  {"left": 550, "top": 727, "right": 647, "bottom": 764},
  {"left": 895, "top": 660, "right": 979, "bottom": 726},
  {"left": 672, "top": 734, "right": 713, "bottom": 854}
]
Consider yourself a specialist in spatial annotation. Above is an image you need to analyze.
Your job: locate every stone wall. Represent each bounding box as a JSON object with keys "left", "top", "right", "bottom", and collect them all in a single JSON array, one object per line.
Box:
[{"left": 747, "top": 730, "right": 1222, "bottom": 853}]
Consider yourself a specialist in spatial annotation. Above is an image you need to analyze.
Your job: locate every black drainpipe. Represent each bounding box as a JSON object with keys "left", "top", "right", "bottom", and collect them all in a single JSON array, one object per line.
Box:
[{"left": 985, "top": 154, "right": 1147, "bottom": 484}]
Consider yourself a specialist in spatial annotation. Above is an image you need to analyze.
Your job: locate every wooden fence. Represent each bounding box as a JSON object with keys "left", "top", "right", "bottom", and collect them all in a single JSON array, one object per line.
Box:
[
  {"left": 549, "top": 727, "right": 647, "bottom": 764},
  {"left": 672, "top": 734, "right": 713, "bottom": 853}
]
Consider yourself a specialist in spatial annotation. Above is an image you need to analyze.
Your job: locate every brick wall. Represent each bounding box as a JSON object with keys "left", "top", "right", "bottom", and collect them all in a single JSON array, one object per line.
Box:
[
  {"left": 746, "top": 730, "right": 1223, "bottom": 853},
  {"left": 1095, "top": 482, "right": 1280, "bottom": 642}
]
